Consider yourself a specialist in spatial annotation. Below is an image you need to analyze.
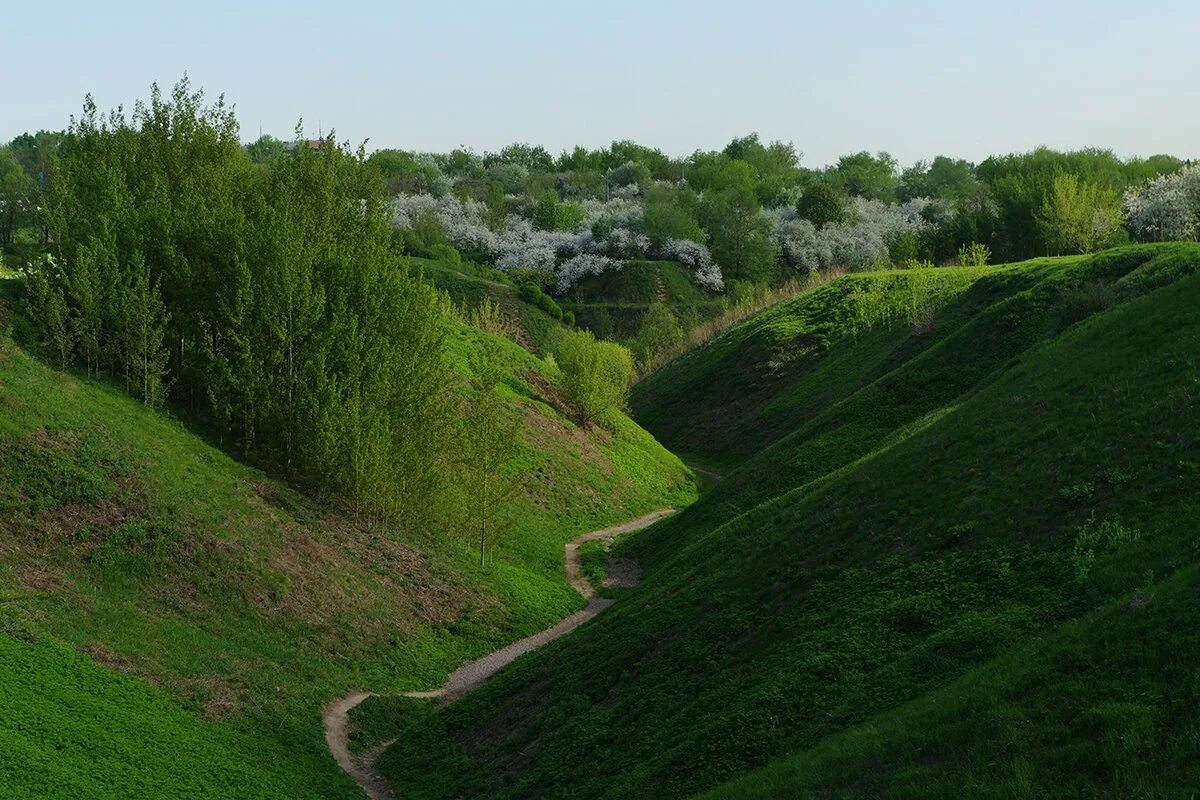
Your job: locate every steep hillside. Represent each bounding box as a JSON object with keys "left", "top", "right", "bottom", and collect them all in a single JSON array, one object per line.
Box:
[
  {"left": 0, "top": 286, "right": 695, "bottom": 798},
  {"left": 375, "top": 243, "right": 1200, "bottom": 799}
]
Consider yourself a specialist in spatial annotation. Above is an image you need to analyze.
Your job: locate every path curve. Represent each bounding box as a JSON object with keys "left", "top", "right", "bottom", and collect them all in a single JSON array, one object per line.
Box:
[{"left": 322, "top": 509, "right": 674, "bottom": 800}]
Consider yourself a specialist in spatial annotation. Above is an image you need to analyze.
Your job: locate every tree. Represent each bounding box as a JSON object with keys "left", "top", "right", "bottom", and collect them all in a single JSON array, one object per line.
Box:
[
  {"left": 36, "top": 80, "right": 452, "bottom": 521},
  {"left": 117, "top": 254, "right": 171, "bottom": 407},
  {"left": 829, "top": 151, "right": 898, "bottom": 202},
  {"left": 246, "top": 135, "right": 286, "bottom": 164},
  {"left": 699, "top": 161, "right": 776, "bottom": 283},
  {"left": 0, "top": 147, "right": 31, "bottom": 247},
  {"left": 555, "top": 330, "right": 635, "bottom": 426},
  {"left": 1037, "top": 173, "right": 1123, "bottom": 254},
  {"left": 1124, "top": 164, "right": 1200, "bottom": 242},
  {"left": 642, "top": 183, "right": 704, "bottom": 248},
  {"left": 796, "top": 183, "right": 846, "bottom": 228},
  {"left": 899, "top": 156, "right": 976, "bottom": 202},
  {"left": 958, "top": 242, "right": 991, "bottom": 267},
  {"left": 22, "top": 255, "right": 72, "bottom": 367},
  {"left": 458, "top": 345, "right": 522, "bottom": 567},
  {"left": 66, "top": 236, "right": 111, "bottom": 376},
  {"left": 632, "top": 303, "right": 684, "bottom": 370}
]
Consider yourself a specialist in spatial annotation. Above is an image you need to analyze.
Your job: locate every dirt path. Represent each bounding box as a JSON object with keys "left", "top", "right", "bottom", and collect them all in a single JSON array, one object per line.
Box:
[{"left": 322, "top": 509, "right": 673, "bottom": 800}]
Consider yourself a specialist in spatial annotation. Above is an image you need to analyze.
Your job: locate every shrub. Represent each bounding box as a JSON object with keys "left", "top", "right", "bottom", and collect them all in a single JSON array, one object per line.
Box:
[
  {"left": 426, "top": 242, "right": 462, "bottom": 265},
  {"left": 1073, "top": 516, "right": 1140, "bottom": 583},
  {"left": 957, "top": 242, "right": 991, "bottom": 267},
  {"left": 554, "top": 329, "right": 635, "bottom": 426},
  {"left": 519, "top": 282, "right": 564, "bottom": 320},
  {"left": 796, "top": 183, "right": 846, "bottom": 228},
  {"left": 1060, "top": 280, "right": 1117, "bottom": 324},
  {"left": 632, "top": 303, "right": 684, "bottom": 372}
]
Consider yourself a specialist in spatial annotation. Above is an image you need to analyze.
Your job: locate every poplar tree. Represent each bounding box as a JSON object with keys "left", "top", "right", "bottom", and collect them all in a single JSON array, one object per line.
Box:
[{"left": 458, "top": 344, "right": 521, "bottom": 566}]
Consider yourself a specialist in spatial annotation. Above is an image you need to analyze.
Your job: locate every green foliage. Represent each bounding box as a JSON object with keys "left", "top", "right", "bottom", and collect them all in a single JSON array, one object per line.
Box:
[
  {"left": 519, "top": 282, "right": 565, "bottom": 320},
  {"left": 642, "top": 183, "right": 704, "bottom": 248},
  {"left": 532, "top": 191, "right": 584, "bottom": 231},
  {"left": 958, "top": 241, "right": 992, "bottom": 266},
  {"left": 827, "top": 151, "right": 898, "bottom": 202},
  {"left": 21, "top": 256, "right": 72, "bottom": 367},
  {"left": 795, "top": 182, "right": 846, "bottom": 228},
  {"left": 698, "top": 161, "right": 777, "bottom": 282},
  {"left": 457, "top": 344, "right": 523, "bottom": 566},
  {"left": 631, "top": 302, "right": 684, "bottom": 370},
  {"left": 1037, "top": 172, "right": 1125, "bottom": 254},
  {"left": 29, "top": 81, "right": 449, "bottom": 519},
  {"left": 555, "top": 329, "right": 635, "bottom": 426},
  {"left": 1072, "top": 516, "right": 1140, "bottom": 583}
]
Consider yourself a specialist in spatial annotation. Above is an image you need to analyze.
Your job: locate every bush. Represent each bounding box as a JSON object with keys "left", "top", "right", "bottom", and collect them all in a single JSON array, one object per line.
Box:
[
  {"left": 1073, "top": 516, "right": 1139, "bottom": 583},
  {"left": 519, "top": 282, "right": 564, "bottom": 320},
  {"left": 957, "top": 242, "right": 991, "bottom": 267},
  {"left": 554, "top": 330, "right": 635, "bottom": 426},
  {"left": 426, "top": 242, "right": 462, "bottom": 265},
  {"left": 1060, "top": 280, "right": 1118, "bottom": 324},
  {"left": 796, "top": 183, "right": 846, "bottom": 228}
]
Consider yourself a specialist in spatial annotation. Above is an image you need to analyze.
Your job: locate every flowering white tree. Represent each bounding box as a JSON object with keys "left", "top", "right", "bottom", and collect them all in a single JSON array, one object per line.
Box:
[
  {"left": 390, "top": 192, "right": 725, "bottom": 292},
  {"left": 660, "top": 238, "right": 724, "bottom": 290},
  {"left": 1124, "top": 165, "right": 1200, "bottom": 242},
  {"left": 555, "top": 254, "right": 622, "bottom": 291},
  {"left": 767, "top": 197, "right": 933, "bottom": 272}
]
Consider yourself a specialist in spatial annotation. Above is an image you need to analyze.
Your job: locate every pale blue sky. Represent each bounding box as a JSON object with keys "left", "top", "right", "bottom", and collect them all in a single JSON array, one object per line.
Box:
[{"left": 3, "top": 0, "right": 1197, "bottom": 167}]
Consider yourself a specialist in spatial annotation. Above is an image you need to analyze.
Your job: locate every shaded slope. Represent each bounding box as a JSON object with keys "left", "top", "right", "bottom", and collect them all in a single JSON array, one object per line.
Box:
[{"left": 377, "top": 244, "right": 1200, "bottom": 799}]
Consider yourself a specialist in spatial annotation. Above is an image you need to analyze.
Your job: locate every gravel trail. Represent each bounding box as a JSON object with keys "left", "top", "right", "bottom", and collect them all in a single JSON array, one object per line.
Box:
[{"left": 322, "top": 508, "right": 673, "bottom": 799}]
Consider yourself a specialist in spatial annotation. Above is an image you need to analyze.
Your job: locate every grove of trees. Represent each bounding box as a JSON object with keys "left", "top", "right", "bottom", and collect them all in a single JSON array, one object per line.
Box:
[
  {"left": 376, "top": 135, "right": 1194, "bottom": 298},
  {"left": 18, "top": 82, "right": 449, "bottom": 521}
]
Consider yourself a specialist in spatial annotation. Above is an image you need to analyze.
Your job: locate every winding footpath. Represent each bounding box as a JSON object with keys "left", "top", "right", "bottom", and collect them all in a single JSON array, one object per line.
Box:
[{"left": 322, "top": 509, "right": 675, "bottom": 800}]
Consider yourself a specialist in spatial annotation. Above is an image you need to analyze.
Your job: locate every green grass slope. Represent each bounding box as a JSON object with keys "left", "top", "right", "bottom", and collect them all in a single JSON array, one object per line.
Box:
[
  {"left": 375, "top": 243, "right": 1200, "bottom": 799},
  {"left": 413, "top": 257, "right": 564, "bottom": 353},
  {"left": 0, "top": 288, "right": 694, "bottom": 798},
  {"left": 565, "top": 260, "right": 725, "bottom": 340}
]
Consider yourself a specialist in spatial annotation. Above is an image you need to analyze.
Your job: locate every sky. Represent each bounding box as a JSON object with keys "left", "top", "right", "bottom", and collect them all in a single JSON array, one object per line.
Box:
[{"left": 3, "top": 0, "right": 1198, "bottom": 168}]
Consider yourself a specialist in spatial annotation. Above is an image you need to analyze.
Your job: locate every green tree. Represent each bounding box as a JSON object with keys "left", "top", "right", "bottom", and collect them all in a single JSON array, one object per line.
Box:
[
  {"left": 66, "top": 236, "right": 110, "bottom": 376},
  {"left": 699, "top": 161, "right": 776, "bottom": 282},
  {"left": 0, "top": 147, "right": 31, "bottom": 247},
  {"left": 642, "top": 183, "right": 703, "bottom": 248},
  {"left": 22, "top": 256, "right": 73, "bottom": 367},
  {"left": 458, "top": 345, "right": 522, "bottom": 567},
  {"left": 632, "top": 302, "right": 684, "bottom": 370},
  {"left": 958, "top": 242, "right": 991, "bottom": 267},
  {"left": 532, "top": 190, "right": 583, "bottom": 231},
  {"left": 1036, "top": 173, "right": 1124, "bottom": 254},
  {"left": 796, "top": 183, "right": 846, "bottom": 228},
  {"left": 555, "top": 330, "right": 635, "bottom": 426},
  {"left": 829, "top": 151, "right": 898, "bottom": 201},
  {"left": 117, "top": 254, "right": 171, "bottom": 407}
]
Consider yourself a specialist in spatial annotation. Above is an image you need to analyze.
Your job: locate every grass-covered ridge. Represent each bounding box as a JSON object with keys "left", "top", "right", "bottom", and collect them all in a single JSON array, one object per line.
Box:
[
  {"left": 564, "top": 260, "right": 725, "bottom": 340},
  {"left": 0, "top": 283, "right": 694, "bottom": 798},
  {"left": 374, "top": 243, "right": 1200, "bottom": 799}
]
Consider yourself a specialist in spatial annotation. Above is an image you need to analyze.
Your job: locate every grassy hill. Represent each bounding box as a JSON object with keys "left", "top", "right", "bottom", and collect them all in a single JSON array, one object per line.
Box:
[
  {"left": 412, "top": 257, "right": 565, "bottom": 353},
  {"left": 0, "top": 278, "right": 695, "bottom": 798},
  {"left": 373, "top": 243, "right": 1200, "bottom": 799},
  {"left": 563, "top": 260, "right": 725, "bottom": 340}
]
